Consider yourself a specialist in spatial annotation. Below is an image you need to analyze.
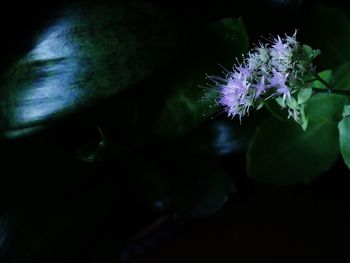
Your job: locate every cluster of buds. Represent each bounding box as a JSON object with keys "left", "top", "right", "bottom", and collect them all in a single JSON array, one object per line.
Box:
[{"left": 209, "top": 31, "right": 320, "bottom": 129}]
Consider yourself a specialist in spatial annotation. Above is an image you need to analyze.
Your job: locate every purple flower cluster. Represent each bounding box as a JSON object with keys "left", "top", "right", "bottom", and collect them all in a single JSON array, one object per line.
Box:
[{"left": 210, "top": 31, "right": 317, "bottom": 124}]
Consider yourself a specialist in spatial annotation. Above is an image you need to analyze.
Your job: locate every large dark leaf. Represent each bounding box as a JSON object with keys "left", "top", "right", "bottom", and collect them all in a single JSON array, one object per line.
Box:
[
  {"left": 0, "top": 1, "right": 180, "bottom": 138},
  {"left": 247, "top": 93, "right": 347, "bottom": 185}
]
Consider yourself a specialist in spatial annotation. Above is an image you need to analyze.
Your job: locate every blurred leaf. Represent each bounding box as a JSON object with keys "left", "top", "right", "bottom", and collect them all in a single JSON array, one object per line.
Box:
[
  {"left": 338, "top": 105, "right": 350, "bottom": 169},
  {"left": 129, "top": 156, "right": 235, "bottom": 218},
  {"left": 275, "top": 97, "right": 286, "bottom": 108},
  {"left": 297, "top": 88, "right": 312, "bottom": 104},
  {"left": 0, "top": 1, "right": 180, "bottom": 138},
  {"left": 332, "top": 62, "right": 350, "bottom": 90},
  {"left": 304, "top": 4, "right": 350, "bottom": 69},
  {"left": 286, "top": 96, "right": 299, "bottom": 110},
  {"left": 247, "top": 93, "right": 347, "bottom": 185},
  {"left": 180, "top": 110, "right": 265, "bottom": 156},
  {"left": 185, "top": 119, "right": 255, "bottom": 156},
  {"left": 311, "top": 69, "right": 332, "bottom": 89},
  {"left": 302, "top": 44, "right": 321, "bottom": 61},
  {"left": 152, "top": 18, "right": 248, "bottom": 137}
]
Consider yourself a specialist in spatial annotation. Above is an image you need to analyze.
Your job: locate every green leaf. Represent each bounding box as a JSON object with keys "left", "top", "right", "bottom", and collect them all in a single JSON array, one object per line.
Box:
[
  {"left": 332, "top": 62, "right": 350, "bottom": 90},
  {"left": 275, "top": 97, "right": 286, "bottom": 108},
  {"left": 0, "top": 2, "right": 180, "bottom": 138},
  {"left": 286, "top": 96, "right": 299, "bottom": 110},
  {"left": 302, "top": 44, "right": 313, "bottom": 59},
  {"left": 152, "top": 17, "right": 249, "bottom": 137},
  {"left": 297, "top": 88, "right": 313, "bottom": 105},
  {"left": 300, "top": 104, "right": 308, "bottom": 131},
  {"left": 343, "top": 104, "right": 350, "bottom": 116},
  {"left": 339, "top": 116, "right": 350, "bottom": 169},
  {"left": 338, "top": 104, "right": 350, "bottom": 169},
  {"left": 319, "top": 70, "right": 333, "bottom": 83},
  {"left": 303, "top": 44, "right": 321, "bottom": 61},
  {"left": 304, "top": 5, "right": 350, "bottom": 69},
  {"left": 247, "top": 93, "right": 347, "bottom": 185},
  {"left": 311, "top": 70, "right": 332, "bottom": 89}
]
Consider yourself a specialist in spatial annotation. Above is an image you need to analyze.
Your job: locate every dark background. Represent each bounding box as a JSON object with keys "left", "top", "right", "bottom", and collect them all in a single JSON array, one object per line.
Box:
[{"left": 1, "top": 0, "right": 350, "bottom": 262}]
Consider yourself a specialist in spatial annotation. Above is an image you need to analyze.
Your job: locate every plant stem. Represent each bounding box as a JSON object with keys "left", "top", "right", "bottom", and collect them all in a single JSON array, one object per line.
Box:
[
  {"left": 312, "top": 86, "right": 350, "bottom": 96},
  {"left": 313, "top": 73, "right": 332, "bottom": 89},
  {"left": 311, "top": 72, "right": 350, "bottom": 96}
]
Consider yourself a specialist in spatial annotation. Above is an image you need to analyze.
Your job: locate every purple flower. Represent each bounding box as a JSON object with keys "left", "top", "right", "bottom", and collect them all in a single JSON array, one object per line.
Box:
[
  {"left": 270, "top": 70, "right": 291, "bottom": 101},
  {"left": 270, "top": 35, "right": 293, "bottom": 72},
  {"left": 272, "top": 36, "right": 288, "bottom": 52},
  {"left": 237, "top": 66, "right": 252, "bottom": 79},
  {"left": 270, "top": 69, "right": 288, "bottom": 86},
  {"left": 209, "top": 30, "right": 318, "bottom": 127},
  {"left": 219, "top": 73, "right": 252, "bottom": 119},
  {"left": 252, "top": 76, "right": 266, "bottom": 98}
]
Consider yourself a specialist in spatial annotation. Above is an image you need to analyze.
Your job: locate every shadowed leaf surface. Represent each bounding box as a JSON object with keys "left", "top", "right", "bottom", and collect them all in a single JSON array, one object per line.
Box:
[
  {"left": 247, "top": 93, "right": 347, "bottom": 185},
  {"left": 0, "top": 1, "right": 180, "bottom": 138}
]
